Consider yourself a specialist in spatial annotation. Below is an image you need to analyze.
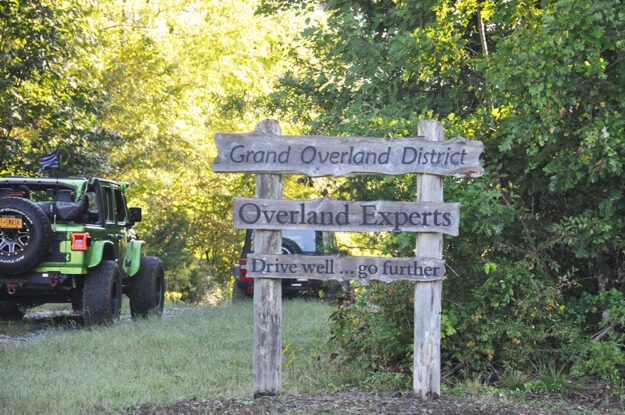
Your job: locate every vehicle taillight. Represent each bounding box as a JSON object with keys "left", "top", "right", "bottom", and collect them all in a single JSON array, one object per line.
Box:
[
  {"left": 239, "top": 258, "right": 254, "bottom": 282},
  {"left": 71, "top": 232, "right": 90, "bottom": 251}
]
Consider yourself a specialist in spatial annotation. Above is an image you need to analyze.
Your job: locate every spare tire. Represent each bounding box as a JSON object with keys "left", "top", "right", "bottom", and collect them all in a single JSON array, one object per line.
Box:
[{"left": 0, "top": 197, "right": 53, "bottom": 275}]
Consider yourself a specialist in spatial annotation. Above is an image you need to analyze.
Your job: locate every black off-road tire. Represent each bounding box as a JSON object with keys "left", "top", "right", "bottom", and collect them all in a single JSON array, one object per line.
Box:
[
  {"left": 82, "top": 260, "right": 122, "bottom": 326},
  {"left": 0, "top": 301, "right": 25, "bottom": 321},
  {"left": 281, "top": 238, "right": 302, "bottom": 255},
  {"left": 0, "top": 197, "right": 52, "bottom": 275},
  {"left": 129, "top": 256, "right": 165, "bottom": 319}
]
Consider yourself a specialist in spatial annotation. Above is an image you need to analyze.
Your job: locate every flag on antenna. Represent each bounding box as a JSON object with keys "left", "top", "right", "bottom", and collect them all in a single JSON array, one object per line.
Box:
[{"left": 39, "top": 146, "right": 61, "bottom": 173}]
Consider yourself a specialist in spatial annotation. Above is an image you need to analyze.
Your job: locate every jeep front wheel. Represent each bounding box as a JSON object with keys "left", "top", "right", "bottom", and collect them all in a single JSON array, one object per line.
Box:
[
  {"left": 129, "top": 256, "right": 165, "bottom": 319},
  {"left": 82, "top": 260, "right": 122, "bottom": 325}
]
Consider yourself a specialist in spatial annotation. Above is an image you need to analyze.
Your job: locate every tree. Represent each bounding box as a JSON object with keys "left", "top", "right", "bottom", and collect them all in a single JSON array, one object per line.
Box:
[
  {"left": 1, "top": 0, "right": 310, "bottom": 301},
  {"left": 261, "top": 0, "right": 625, "bottom": 385},
  {"left": 0, "top": 0, "right": 120, "bottom": 176},
  {"left": 91, "top": 0, "right": 308, "bottom": 300}
]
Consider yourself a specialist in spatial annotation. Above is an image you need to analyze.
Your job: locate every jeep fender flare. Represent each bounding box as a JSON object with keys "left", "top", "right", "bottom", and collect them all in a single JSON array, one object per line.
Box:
[
  {"left": 123, "top": 240, "right": 144, "bottom": 277},
  {"left": 86, "top": 240, "right": 116, "bottom": 269}
]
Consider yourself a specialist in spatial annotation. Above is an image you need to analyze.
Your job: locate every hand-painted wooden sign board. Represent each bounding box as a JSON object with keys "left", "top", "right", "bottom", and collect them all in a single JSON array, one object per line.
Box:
[
  {"left": 233, "top": 198, "right": 460, "bottom": 236},
  {"left": 246, "top": 254, "right": 445, "bottom": 283},
  {"left": 213, "top": 133, "right": 484, "bottom": 178}
]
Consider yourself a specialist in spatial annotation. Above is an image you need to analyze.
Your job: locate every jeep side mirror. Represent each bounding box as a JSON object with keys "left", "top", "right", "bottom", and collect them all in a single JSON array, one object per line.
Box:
[{"left": 128, "top": 207, "right": 142, "bottom": 225}]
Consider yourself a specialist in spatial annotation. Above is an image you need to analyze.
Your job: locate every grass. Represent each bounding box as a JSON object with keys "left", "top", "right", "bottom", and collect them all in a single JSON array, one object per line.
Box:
[{"left": 0, "top": 300, "right": 333, "bottom": 414}]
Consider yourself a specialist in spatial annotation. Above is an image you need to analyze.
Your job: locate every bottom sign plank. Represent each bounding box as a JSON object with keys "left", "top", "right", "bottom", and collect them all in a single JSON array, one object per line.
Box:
[{"left": 246, "top": 255, "right": 445, "bottom": 283}]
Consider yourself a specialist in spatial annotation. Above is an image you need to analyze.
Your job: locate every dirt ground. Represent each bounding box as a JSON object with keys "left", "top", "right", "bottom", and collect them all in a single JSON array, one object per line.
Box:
[{"left": 121, "top": 391, "right": 623, "bottom": 415}]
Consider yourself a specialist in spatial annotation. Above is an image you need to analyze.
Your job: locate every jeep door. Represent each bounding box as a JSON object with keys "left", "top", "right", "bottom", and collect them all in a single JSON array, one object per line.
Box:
[{"left": 99, "top": 183, "right": 129, "bottom": 272}]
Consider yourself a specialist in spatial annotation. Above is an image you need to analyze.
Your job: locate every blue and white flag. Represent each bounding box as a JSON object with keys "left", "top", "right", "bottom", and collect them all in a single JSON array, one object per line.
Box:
[{"left": 39, "top": 146, "right": 61, "bottom": 173}]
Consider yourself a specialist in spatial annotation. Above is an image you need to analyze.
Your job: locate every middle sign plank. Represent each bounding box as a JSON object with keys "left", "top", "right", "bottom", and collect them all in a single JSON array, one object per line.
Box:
[{"left": 234, "top": 198, "right": 460, "bottom": 236}]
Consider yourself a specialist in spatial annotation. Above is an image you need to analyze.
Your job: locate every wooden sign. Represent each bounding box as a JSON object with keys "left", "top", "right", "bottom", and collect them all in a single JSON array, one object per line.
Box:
[
  {"left": 213, "top": 133, "right": 483, "bottom": 178},
  {"left": 246, "top": 255, "right": 445, "bottom": 283},
  {"left": 234, "top": 198, "right": 460, "bottom": 236},
  {"left": 211, "top": 119, "right": 482, "bottom": 400}
]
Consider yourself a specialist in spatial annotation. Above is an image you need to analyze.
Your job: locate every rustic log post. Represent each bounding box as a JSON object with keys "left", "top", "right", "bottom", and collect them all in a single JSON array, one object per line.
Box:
[
  {"left": 252, "top": 119, "right": 283, "bottom": 396},
  {"left": 413, "top": 120, "right": 444, "bottom": 399}
]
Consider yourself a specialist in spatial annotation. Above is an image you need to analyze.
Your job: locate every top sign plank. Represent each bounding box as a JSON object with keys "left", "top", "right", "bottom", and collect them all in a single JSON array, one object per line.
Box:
[{"left": 213, "top": 133, "right": 483, "bottom": 178}]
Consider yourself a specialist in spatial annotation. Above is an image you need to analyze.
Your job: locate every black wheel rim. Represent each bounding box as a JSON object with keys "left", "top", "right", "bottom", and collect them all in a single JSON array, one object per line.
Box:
[{"left": 0, "top": 218, "right": 31, "bottom": 258}]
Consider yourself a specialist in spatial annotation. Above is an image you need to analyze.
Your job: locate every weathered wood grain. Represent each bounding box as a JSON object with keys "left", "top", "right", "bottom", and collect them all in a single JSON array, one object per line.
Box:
[
  {"left": 246, "top": 255, "right": 445, "bottom": 283},
  {"left": 252, "top": 119, "right": 283, "bottom": 397},
  {"left": 413, "top": 120, "right": 444, "bottom": 400},
  {"left": 213, "top": 133, "right": 484, "bottom": 178},
  {"left": 234, "top": 198, "right": 460, "bottom": 236}
]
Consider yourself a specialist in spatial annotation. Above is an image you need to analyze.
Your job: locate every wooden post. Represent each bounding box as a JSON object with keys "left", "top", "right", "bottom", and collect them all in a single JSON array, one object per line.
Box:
[
  {"left": 252, "top": 119, "right": 283, "bottom": 396},
  {"left": 413, "top": 120, "right": 444, "bottom": 399}
]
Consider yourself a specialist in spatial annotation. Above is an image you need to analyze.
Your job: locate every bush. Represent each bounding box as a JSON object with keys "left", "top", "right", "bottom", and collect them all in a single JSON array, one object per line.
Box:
[
  {"left": 328, "top": 282, "right": 414, "bottom": 383},
  {"left": 264, "top": 0, "right": 625, "bottom": 392},
  {"left": 328, "top": 281, "right": 625, "bottom": 389},
  {"left": 569, "top": 289, "right": 625, "bottom": 384}
]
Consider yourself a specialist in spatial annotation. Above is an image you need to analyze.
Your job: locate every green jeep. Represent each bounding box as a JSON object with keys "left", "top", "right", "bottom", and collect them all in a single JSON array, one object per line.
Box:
[{"left": 0, "top": 177, "right": 165, "bottom": 324}]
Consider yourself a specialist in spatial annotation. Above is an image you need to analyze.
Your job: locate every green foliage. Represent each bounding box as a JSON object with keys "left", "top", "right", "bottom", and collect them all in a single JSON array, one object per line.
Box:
[
  {"left": 328, "top": 282, "right": 414, "bottom": 388},
  {"left": 568, "top": 289, "right": 625, "bottom": 384},
  {"left": 264, "top": 0, "right": 625, "bottom": 390},
  {"left": 4, "top": 0, "right": 625, "bottom": 389},
  {"left": 0, "top": 0, "right": 120, "bottom": 175},
  {"left": 89, "top": 0, "right": 308, "bottom": 300},
  {"left": 1, "top": 0, "right": 307, "bottom": 302}
]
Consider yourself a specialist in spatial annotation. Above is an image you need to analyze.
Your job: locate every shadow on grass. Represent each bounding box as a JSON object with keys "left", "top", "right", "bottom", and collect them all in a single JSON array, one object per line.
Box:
[
  {"left": 1, "top": 304, "right": 190, "bottom": 344},
  {"left": 0, "top": 309, "right": 82, "bottom": 343}
]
